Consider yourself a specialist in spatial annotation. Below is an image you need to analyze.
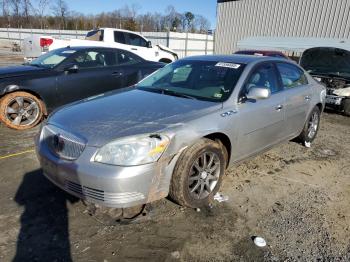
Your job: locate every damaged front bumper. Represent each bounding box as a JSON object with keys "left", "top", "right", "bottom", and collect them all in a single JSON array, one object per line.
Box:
[
  {"left": 325, "top": 94, "right": 344, "bottom": 106},
  {"left": 35, "top": 138, "right": 179, "bottom": 208}
]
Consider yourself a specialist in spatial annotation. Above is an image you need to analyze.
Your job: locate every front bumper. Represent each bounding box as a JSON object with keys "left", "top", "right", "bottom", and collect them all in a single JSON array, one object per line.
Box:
[{"left": 35, "top": 138, "right": 177, "bottom": 208}]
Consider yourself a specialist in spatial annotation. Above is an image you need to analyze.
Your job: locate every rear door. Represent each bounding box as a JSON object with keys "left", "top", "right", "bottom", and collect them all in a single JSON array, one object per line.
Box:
[
  {"left": 235, "top": 62, "right": 285, "bottom": 159},
  {"left": 275, "top": 62, "right": 312, "bottom": 138},
  {"left": 56, "top": 49, "right": 123, "bottom": 105}
]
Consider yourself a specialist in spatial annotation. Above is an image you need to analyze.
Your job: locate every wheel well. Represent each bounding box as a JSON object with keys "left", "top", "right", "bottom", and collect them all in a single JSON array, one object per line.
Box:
[
  {"left": 316, "top": 103, "right": 323, "bottom": 112},
  {"left": 159, "top": 58, "right": 172, "bottom": 64},
  {"left": 204, "top": 133, "right": 231, "bottom": 167},
  {"left": 1, "top": 89, "right": 47, "bottom": 115}
]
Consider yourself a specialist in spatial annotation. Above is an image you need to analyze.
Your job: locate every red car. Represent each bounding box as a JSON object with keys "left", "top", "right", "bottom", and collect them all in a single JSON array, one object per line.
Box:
[{"left": 234, "top": 50, "right": 289, "bottom": 59}]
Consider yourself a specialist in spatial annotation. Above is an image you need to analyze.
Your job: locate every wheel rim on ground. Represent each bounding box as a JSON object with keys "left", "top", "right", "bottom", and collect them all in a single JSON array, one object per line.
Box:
[
  {"left": 5, "top": 96, "right": 40, "bottom": 127},
  {"left": 307, "top": 111, "right": 319, "bottom": 139},
  {"left": 188, "top": 151, "right": 221, "bottom": 200}
]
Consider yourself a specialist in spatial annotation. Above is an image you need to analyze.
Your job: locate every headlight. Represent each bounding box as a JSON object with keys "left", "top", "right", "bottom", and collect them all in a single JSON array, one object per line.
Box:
[{"left": 94, "top": 134, "right": 170, "bottom": 166}]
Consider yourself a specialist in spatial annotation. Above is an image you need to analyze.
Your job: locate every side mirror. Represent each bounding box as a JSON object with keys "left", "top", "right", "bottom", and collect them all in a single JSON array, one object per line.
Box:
[
  {"left": 147, "top": 41, "right": 152, "bottom": 48},
  {"left": 246, "top": 87, "right": 271, "bottom": 100},
  {"left": 64, "top": 64, "right": 79, "bottom": 73}
]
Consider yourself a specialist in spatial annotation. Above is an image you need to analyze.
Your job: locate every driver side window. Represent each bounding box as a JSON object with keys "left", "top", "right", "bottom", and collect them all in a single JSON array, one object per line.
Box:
[{"left": 245, "top": 63, "right": 280, "bottom": 95}]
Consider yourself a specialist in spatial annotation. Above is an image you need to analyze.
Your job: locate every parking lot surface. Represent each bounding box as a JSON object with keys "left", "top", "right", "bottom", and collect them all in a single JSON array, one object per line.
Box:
[{"left": 0, "top": 111, "right": 349, "bottom": 261}]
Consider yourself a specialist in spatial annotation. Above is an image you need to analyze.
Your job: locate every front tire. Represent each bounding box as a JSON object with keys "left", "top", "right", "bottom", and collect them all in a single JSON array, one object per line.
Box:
[
  {"left": 298, "top": 106, "right": 321, "bottom": 144},
  {"left": 0, "top": 91, "right": 44, "bottom": 130},
  {"left": 169, "top": 138, "right": 226, "bottom": 208}
]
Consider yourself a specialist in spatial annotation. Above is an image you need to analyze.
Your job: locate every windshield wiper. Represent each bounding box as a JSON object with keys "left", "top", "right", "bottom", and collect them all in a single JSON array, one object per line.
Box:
[{"left": 138, "top": 87, "right": 197, "bottom": 100}]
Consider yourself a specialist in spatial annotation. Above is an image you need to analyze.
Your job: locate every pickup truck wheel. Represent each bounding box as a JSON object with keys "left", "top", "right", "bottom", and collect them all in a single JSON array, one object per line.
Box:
[
  {"left": 169, "top": 138, "right": 225, "bottom": 208},
  {"left": 343, "top": 98, "right": 350, "bottom": 116},
  {"left": 298, "top": 106, "right": 321, "bottom": 144},
  {"left": 0, "top": 91, "right": 44, "bottom": 130}
]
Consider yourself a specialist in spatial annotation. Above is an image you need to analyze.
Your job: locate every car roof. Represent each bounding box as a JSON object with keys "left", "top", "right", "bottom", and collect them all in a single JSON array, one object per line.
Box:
[
  {"left": 181, "top": 54, "right": 285, "bottom": 64},
  {"left": 59, "top": 46, "right": 114, "bottom": 51}
]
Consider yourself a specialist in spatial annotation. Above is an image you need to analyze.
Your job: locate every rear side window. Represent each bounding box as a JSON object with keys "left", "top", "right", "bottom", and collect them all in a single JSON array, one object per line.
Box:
[
  {"left": 116, "top": 50, "right": 142, "bottom": 65},
  {"left": 73, "top": 50, "right": 117, "bottom": 68},
  {"left": 276, "top": 63, "right": 308, "bottom": 89},
  {"left": 125, "top": 33, "right": 148, "bottom": 47},
  {"left": 114, "top": 31, "right": 126, "bottom": 44}
]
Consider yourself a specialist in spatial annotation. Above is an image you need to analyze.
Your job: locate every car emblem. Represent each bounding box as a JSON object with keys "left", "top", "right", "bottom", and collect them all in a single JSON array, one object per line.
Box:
[{"left": 53, "top": 133, "right": 65, "bottom": 152}]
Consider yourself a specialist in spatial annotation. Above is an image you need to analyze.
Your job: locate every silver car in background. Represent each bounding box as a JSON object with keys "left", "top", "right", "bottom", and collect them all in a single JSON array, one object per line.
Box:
[{"left": 35, "top": 55, "right": 326, "bottom": 210}]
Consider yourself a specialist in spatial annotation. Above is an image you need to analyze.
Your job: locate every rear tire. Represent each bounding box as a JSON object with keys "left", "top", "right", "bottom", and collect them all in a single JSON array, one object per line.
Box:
[
  {"left": 0, "top": 91, "right": 44, "bottom": 130},
  {"left": 343, "top": 98, "right": 350, "bottom": 116},
  {"left": 169, "top": 138, "right": 226, "bottom": 208},
  {"left": 298, "top": 106, "right": 321, "bottom": 144}
]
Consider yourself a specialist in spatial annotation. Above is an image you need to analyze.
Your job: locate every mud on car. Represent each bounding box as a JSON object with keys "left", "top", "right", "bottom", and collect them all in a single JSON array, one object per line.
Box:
[{"left": 35, "top": 55, "right": 326, "bottom": 218}]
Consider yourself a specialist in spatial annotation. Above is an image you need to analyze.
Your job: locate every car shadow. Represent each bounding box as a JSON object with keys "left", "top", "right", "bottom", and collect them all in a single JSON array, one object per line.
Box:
[{"left": 13, "top": 169, "right": 79, "bottom": 262}]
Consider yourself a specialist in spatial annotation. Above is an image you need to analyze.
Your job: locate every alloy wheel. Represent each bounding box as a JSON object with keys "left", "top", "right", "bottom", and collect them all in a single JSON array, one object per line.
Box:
[
  {"left": 307, "top": 111, "right": 319, "bottom": 139},
  {"left": 188, "top": 152, "right": 221, "bottom": 200},
  {"left": 5, "top": 96, "right": 40, "bottom": 127}
]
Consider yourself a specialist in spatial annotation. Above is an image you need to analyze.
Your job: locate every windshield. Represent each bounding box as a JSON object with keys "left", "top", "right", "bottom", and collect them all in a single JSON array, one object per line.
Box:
[
  {"left": 300, "top": 47, "right": 350, "bottom": 79},
  {"left": 30, "top": 48, "right": 77, "bottom": 68},
  {"left": 136, "top": 60, "right": 245, "bottom": 102}
]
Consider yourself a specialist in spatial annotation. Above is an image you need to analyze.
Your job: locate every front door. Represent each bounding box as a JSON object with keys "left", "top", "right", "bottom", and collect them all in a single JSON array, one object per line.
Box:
[
  {"left": 235, "top": 63, "right": 285, "bottom": 160},
  {"left": 56, "top": 49, "right": 124, "bottom": 106}
]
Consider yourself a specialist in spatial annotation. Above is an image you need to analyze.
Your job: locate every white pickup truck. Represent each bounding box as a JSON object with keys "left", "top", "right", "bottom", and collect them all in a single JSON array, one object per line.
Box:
[{"left": 23, "top": 28, "right": 178, "bottom": 63}]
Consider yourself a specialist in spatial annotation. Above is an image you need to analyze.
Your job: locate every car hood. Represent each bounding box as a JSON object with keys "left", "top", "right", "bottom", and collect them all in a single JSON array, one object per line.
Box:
[
  {"left": 0, "top": 65, "right": 48, "bottom": 79},
  {"left": 48, "top": 88, "right": 222, "bottom": 147},
  {"left": 300, "top": 47, "right": 350, "bottom": 80}
]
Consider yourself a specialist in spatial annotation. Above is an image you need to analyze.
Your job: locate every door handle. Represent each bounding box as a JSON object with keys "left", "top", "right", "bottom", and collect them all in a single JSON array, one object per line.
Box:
[
  {"left": 112, "top": 71, "right": 123, "bottom": 77},
  {"left": 305, "top": 95, "right": 311, "bottom": 101},
  {"left": 275, "top": 105, "right": 283, "bottom": 111},
  {"left": 131, "top": 48, "right": 138, "bottom": 51}
]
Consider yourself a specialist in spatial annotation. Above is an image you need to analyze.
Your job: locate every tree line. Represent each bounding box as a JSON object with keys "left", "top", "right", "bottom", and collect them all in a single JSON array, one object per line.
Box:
[{"left": 0, "top": 0, "right": 211, "bottom": 33}]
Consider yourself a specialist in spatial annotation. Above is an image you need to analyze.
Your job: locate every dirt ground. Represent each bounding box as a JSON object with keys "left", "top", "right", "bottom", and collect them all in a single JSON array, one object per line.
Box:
[{"left": 0, "top": 110, "right": 349, "bottom": 262}]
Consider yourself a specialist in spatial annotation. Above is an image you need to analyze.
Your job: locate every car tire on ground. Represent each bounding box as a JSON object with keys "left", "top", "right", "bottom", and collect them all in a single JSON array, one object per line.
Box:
[
  {"left": 169, "top": 138, "right": 226, "bottom": 208},
  {"left": 0, "top": 91, "right": 44, "bottom": 130},
  {"left": 298, "top": 106, "right": 321, "bottom": 144},
  {"left": 342, "top": 98, "right": 350, "bottom": 116}
]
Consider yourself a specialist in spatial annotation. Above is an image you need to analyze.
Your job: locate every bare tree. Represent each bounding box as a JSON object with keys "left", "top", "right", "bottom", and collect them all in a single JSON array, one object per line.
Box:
[
  {"left": 0, "top": 2, "right": 211, "bottom": 33},
  {"left": 1, "top": 0, "right": 11, "bottom": 26},
  {"left": 51, "top": 0, "right": 68, "bottom": 29},
  {"left": 36, "top": 0, "right": 49, "bottom": 29},
  {"left": 22, "top": 0, "right": 33, "bottom": 25},
  {"left": 10, "top": 0, "right": 22, "bottom": 27},
  {"left": 194, "top": 15, "right": 211, "bottom": 34}
]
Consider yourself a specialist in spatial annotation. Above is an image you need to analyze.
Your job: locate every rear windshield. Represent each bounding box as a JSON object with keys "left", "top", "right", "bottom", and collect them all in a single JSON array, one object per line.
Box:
[
  {"left": 136, "top": 60, "right": 245, "bottom": 102},
  {"left": 85, "top": 30, "right": 104, "bottom": 41}
]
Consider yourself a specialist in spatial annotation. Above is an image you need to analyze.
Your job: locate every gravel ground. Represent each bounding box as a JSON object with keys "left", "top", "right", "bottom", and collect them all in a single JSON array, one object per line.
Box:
[{"left": 0, "top": 111, "right": 349, "bottom": 262}]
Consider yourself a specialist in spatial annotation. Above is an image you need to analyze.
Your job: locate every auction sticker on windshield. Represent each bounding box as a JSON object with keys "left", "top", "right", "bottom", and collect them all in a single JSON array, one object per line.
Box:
[{"left": 215, "top": 62, "right": 241, "bottom": 69}]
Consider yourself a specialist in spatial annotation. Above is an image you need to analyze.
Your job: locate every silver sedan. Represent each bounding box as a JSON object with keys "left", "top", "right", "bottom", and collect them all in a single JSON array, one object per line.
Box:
[{"left": 35, "top": 55, "right": 326, "bottom": 210}]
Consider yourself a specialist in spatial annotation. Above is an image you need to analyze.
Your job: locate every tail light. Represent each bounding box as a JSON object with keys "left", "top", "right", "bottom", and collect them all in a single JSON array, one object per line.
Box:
[{"left": 40, "top": 38, "right": 53, "bottom": 47}]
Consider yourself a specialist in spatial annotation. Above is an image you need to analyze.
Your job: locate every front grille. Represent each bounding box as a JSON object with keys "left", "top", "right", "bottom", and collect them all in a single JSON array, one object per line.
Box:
[
  {"left": 42, "top": 125, "right": 86, "bottom": 160},
  {"left": 65, "top": 180, "right": 145, "bottom": 205}
]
